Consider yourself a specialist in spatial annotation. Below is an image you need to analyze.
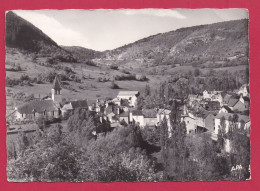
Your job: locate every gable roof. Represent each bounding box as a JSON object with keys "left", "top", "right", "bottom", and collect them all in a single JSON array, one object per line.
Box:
[
  {"left": 119, "top": 111, "right": 129, "bottom": 117},
  {"left": 17, "top": 100, "right": 58, "bottom": 114},
  {"left": 132, "top": 110, "right": 143, "bottom": 116},
  {"left": 223, "top": 94, "right": 232, "bottom": 104},
  {"left": 118, "top": 91, "right": 139, "bottom": 97},
  {"left": 228, "top": 98, "right": 239, "bottom": 107},
  {"left": 215, "top": 113, "right": 250, "bottom": 123},
  {"left": 221, "top": 105, "right": 233, "bottom": 113},
  {"left": 142, "top": 109, "right": 157, "bottom": 118},
  {"left": 105, "top": 105, "right": 113, "bottom": 114},
  {"left": 52, "top": 75, "right": 62, "bottom": 90},
  {"left": 71, "top": 100, "right": 88, "bottom": 109},
  {"left": 158, "top": 109, "right": 171, "bottom": 115}
]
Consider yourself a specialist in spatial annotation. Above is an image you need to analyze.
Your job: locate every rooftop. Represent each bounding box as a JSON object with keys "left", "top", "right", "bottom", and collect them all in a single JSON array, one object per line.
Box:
[
  {"left": 118, "top": 91, "right": 139, "bottom": 96},
  {"left": 215, "top": 113, "right": 250, "bottom": 123},
  {"left": 142, "top": 109, "right": 157, "bottom": 118},
  {"left": 17, "top": 100, "right": 58, "bottom": 114}
]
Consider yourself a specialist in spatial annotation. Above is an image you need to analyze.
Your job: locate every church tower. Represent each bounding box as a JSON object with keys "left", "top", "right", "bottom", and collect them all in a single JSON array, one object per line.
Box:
[{"left": 51, "top": 75, "right": 62, "bottom": 104}]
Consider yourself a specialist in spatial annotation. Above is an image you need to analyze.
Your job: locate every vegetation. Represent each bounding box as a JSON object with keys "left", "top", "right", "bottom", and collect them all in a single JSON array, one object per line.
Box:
[
  {"left": 84, "top": 60, "right": 97, "bottom": 67},
  {"left": 110, "top": 81, "right": 120, "bottom": 89}
]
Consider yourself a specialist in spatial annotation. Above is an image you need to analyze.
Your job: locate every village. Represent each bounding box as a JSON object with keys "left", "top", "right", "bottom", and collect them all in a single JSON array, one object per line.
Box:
[{"left": 7, "top": 74, "right": 250, "bottom": 153}]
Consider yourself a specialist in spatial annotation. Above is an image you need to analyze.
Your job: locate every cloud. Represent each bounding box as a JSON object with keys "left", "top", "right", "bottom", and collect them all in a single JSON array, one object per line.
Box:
[
  {"left": 119, "top": 9, "right": 186, "bottom": 19},
  {"left": 13, "top": 10, "right": 90, "bottom": 48}
]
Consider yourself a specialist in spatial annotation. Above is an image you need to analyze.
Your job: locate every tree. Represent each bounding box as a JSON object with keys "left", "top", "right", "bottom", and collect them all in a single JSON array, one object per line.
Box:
[
  {"left": 136, "top": 95, "right": 144, "bottom": 110},
  {"left": 218, "top": 116, "right": 226, "bottom": 150},
  {"left": 166, "top": 119, "right": 187, "bottom": 181},
  {"left": 194, "top": 68, "right": 201, "bottom": 77},
  {"left": 229, "top": 122, "right": 250, "bottom": 180},
  {"left": 159, "top": 117, "right": 169, "bottom": 179},
  {"left": 144, "top": 84, "right": 151, "bottom": 97}
]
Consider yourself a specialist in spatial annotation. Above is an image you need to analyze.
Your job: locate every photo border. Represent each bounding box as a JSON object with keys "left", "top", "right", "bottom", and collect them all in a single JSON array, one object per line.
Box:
[{"left": 1, "top": 0, "right": 260, "bottom": 190}]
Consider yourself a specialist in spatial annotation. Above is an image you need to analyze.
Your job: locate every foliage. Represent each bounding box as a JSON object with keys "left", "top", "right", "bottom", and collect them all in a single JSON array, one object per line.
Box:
[
  {"left": 84, "top": 60, "right": 97, "bottom": 67},
  {"left": 110, "top": 81, "right": 120, "bottom": 89}
]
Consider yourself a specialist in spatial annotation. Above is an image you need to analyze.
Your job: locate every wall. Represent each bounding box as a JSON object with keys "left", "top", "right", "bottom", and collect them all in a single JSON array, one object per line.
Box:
[
  {"left": 183, "top": 116, "right": 196, "bottom": 134},
  {"left": 205, "top": 113, "right": 215, "bottom": 132},
  {"left": 119, "top": 116, "right": 129, "bottom": 124},
  {"left": 133, "top": 115, "right": 144, "bottom": 126},
  {"left": 233, "top": 101, "right": 247, "bottom": 111},
  {"left": 143, "top": 117, "right": 157, "bottom": 127}
]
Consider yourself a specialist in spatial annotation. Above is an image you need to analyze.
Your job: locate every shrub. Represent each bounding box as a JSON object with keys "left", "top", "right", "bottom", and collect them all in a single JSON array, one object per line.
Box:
[
  {"left": 20, "top": 74, "right": 30, "bottom": 81},
  {"left": 114, "top": 74, "right": 136, "bottom": 81},
  {"left": 6, "top": 77, "right": 20, "bottom": 87},
  {"left": 84, "top": 60, "right": 97, "bottom": 67},
  {"left": 110, "top": 65, "right": 119, "bottom": 70},
  {"left": 136, "top": 75, "right": 148, "bottom": 81},
  {"left": 110, "top": 82, "right": 120, "bottom": 89},
  {"left": 121, "top": 69, "right": 130, "bottom": 74}
]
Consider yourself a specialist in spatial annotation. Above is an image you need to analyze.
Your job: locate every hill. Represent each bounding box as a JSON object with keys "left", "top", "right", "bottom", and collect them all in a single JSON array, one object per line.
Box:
[
  {"left": 5, "top": 11, "right": 76, "bottom": 62},
  {"left": 61, "top": 46, "right": 102, "bottom": 62},
  {"left": 101, "top": 19, "right": 249, "bottom": 69}
]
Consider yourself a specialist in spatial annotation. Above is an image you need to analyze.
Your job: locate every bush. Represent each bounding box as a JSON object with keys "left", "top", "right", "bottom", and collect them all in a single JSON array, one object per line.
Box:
[
  {"left": 114, "top": 74, "right": 136, "bottom": 81},
  {"left": 121, "top": 69, "right": 130, "bottom": 74},
  {"left": 20, "top": 74, "right": 30, "bottom": 81},
  {"left": 64, "top": 66, "right": 74, "bottom": 74},
  {"left": 110, "top": 65, "right": 119, "bottom": 70},
  {"left": 136, "top": 75, "right": 148, "bottom": 81},
  {"left": 84, "top": 60, "right": 97, "bottom": 67},
  {"left": 110, "top": 82, "right": 120, "bottom": 89},
  {"left": 6, "top": 78, "right": 19, "bottom": 87}
]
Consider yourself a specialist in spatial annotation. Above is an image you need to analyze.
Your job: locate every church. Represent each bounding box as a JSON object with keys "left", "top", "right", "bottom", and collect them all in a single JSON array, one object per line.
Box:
[{"left": 15, "top": 75, "right": 63, "bottom": 121}]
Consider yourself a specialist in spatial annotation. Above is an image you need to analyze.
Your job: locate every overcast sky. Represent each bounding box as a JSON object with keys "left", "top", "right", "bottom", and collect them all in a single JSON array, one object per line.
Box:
[{"left": 13, "top": 9, "right": 248, "bottom": 51}]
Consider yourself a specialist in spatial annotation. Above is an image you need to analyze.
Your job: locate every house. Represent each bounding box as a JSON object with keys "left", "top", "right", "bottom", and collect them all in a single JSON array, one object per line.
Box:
[
  {"left": 219, "top": 105, "right": 233, "bottom": 113},
  {"left": 157, "top": 108, "right": 171, "bottom": 124},
  {"left": 107, "top": 112, "right": 116, "bottom": 123},
  {"left": 119, "top": 111, "right": 129, "bottom": 124},
  {"left": 203, "top": 90, "right": 223, "bottom": 104},
  {"left": 117, "top": 91, "right": 140, "bottom": 107},
  {"left": 183, "top": 111, "right": 215, "bottom": 134},
  {"left": 61, "top": 100, "right": 88, "bottom": 117},
  {"left": 15, "top": 75, "right": 62, "bottom": 121},
  {"left": 227, "top": 96, "right": 249, "bottom": 112},
  {"left": 188, "top": 94, "right": 203, "bottom": 106},
  {"left": 143, "top": 109, "right": 158, "bottom": 126},
  {"left": 214, "top": 113, "right": 250, "bottom": 134},
  {"left": 237, "top": 84, "right": 249, "bottom": 97},
  {"left": 88, "top": 99, "right": 106, "bottom": 113},
  {"left": 223, "top": 94, "right": 233, "bottom": 105},
  {"left": 16, "top": 100, "right": 60, "bottom": 121},
  {"left": 129, "top": 110, "right": 144, "bottom": 126},
  {"left": 202, "top": 101, "right": 220, "bottom": 111},
  {"left": 112, "top": 97, "right": 121, "bottom": 106}
]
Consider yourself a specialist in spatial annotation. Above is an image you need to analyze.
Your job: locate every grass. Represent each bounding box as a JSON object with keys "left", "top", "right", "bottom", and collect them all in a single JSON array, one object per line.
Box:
[{"left": 5, "top": 48, "right": 248, "bottom": 111}]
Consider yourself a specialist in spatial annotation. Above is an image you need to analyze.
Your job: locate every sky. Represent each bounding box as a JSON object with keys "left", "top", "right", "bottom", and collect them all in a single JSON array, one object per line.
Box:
[{"left": 13, "top": 9, "right": 248, "bottom": 51}]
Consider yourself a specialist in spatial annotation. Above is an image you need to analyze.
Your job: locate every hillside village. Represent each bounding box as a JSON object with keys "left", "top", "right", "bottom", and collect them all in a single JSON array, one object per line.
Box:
[{"left": 9, "top": 74, "right": 250, "bottom": 153}]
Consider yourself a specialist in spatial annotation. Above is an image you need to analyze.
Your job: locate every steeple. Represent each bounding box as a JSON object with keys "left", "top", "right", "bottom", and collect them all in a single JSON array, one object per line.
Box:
[
  {"left": 53, "top": 75, "right": 62, "bottom": 93},
  {"left": 51, "top": 75, "right": 62, "bottom": 104}
]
